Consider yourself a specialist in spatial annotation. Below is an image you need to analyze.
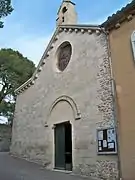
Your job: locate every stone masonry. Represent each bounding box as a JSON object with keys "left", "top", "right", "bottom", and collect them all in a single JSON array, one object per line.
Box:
[{"left": 11, "top": 28, "right": 118, "bottom": 180}]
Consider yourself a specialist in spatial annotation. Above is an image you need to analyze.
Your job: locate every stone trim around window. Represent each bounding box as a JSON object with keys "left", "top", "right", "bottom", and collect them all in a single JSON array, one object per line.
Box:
[{"left": 131, "top": 31, "right": 135, "bottom": 60}]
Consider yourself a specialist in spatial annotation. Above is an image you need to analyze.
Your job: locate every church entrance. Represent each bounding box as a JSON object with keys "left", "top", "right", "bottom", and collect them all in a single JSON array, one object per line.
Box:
[{"left": 54, "top": 121, "right": 72, "bottom": 171}]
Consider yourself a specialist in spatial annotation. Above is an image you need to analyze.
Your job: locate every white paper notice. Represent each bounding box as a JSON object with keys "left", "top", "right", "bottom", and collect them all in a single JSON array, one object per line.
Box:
[
  {"left": 98, "top": 131, "right": 103, "bottom": 140},
  {"left": 98, "top": 141, "right": 101, "bottom": 147},
  {"left": 99, "top": 147, "right": 102, "bottom": 151},
  {"left": 108, "top": 143, "right": 114, "bottom": 149},
  {"left": 103, "top": 140, "right": 107, "bottom": 148},
  {"left": 107, "top": 129, "right": 115, "bottom": 142}
]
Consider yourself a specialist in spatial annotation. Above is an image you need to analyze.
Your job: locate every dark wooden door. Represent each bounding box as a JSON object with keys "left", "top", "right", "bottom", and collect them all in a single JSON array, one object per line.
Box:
[{"left": 55, "top": 123, "right": 65, "bottom": 170}]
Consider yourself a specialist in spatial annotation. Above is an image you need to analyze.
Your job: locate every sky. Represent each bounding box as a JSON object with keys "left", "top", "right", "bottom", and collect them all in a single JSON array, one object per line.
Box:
[
  {"left": 0, "top": 116, "right": 8, "bottom": 124},
  {"left": 0, "top": 0, "right": 132, "bottom": 66}
]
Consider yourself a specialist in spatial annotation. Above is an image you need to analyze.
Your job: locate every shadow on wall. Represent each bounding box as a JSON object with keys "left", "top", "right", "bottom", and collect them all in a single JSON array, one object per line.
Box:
[{"left": 0, "top": 124, "right": 11, "bottom": 152}]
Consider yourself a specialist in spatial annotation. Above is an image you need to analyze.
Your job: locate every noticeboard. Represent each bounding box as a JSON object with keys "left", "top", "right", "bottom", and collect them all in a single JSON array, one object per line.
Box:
[{"left": 97, "top": 128, "right": 117, "bottom": 155}]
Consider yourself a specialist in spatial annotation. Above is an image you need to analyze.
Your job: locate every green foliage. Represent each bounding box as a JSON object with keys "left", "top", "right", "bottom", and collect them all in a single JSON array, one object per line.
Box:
[
  {"left": 0, "top": 48, "right": 35, "bottom": 102},
  {"left": 0, "top": 100, "right": 15, "bottom": 124},
  {"left": 0, "top": 0, "right": 13, "bottom": 28},
  {"left": 0, "top": 48, "right": 36, "bottom": 123},
  {"left": 0, "top": 100, "right": 14, "bottom": 115}
]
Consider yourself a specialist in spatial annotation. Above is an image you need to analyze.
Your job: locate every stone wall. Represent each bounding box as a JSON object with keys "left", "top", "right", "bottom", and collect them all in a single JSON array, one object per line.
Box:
[
  {"left": 0, "top": 124, "right": 11, "bottom": 152},
  {"left": 11, "top": 28, "right": 118, "bottom": 180}
]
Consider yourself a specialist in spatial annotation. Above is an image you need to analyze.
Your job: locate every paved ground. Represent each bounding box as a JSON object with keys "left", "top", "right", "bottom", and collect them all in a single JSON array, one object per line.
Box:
[{"left": 0, "top": 153, "right": 92, "bottom": 180}]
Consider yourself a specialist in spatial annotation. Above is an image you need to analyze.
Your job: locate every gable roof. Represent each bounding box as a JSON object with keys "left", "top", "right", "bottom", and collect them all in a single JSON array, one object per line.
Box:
[
  {"left": 15, "top": 1, "right": 135, "bottom": 94},
  {"left": 101, "top": 0, "right": 135, "bottom": 30},
  {"left": 15, "top": 24, "right": 102, "bottom": 94}
]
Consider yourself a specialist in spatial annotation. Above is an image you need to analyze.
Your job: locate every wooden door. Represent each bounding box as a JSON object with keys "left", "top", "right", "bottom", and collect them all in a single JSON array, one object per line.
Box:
[{"left": 54, "top": 123, "right": 65, "bottom": 170}]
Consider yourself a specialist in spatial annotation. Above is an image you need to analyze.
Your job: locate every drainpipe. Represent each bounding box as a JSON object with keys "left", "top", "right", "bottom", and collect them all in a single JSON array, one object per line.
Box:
[{"left": 102, "top": 28, "right": 122, "bottom": 180}]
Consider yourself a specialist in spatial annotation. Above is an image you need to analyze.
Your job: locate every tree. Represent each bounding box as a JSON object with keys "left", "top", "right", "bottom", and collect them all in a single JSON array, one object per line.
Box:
[
  {"left": 0, "top": 48, "right": 36, "bottom": 124},
  {"left": 0, "top": 100, "right": 15, "bottom": 124},
  {"left": 0, "top": 0, "right": 13, "bottom": 28}
]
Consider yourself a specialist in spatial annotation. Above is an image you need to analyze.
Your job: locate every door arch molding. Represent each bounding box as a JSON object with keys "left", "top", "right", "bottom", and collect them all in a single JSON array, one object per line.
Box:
[{"left": 49, "top": 95, "right": 81, "bottom": 120}]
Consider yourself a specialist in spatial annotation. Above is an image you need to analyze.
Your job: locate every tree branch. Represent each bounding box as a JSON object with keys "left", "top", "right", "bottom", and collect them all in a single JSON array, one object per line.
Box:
[{"left": 0, "top": 82, "right": 8, "bottom": 103}]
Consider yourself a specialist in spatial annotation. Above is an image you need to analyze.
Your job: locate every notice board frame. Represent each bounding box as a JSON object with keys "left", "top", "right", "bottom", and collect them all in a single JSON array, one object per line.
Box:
[{"left": 97, "top": 127, "right": 118, "bottom": 155}]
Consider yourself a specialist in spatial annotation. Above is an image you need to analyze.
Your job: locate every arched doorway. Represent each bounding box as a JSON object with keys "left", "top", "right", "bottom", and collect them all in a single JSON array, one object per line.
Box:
[{"left": 48, "top": 95, "right": 81, "bottom": 171}]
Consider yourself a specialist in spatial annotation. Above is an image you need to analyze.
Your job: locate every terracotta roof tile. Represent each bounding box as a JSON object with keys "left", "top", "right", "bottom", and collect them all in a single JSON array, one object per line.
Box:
[{"left": 101, "top": 0, "right": 135, "bottom": 29}]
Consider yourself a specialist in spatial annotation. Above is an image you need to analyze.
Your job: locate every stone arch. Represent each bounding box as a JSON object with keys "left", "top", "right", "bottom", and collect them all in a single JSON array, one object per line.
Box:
[{"left": 49, "top": 95, "right": 81, "bottom": 120}]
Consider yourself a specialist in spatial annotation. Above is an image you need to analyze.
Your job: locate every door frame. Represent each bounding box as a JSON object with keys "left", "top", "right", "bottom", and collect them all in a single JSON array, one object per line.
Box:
[{"left": 54, "top": 121, "right": 73, "bottom": 171}]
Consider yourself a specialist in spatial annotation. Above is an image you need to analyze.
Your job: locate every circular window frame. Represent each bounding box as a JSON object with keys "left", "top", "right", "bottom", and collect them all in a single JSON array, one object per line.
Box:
[{"left": 56, "top": 41, "right": 72, "bottom": 72}]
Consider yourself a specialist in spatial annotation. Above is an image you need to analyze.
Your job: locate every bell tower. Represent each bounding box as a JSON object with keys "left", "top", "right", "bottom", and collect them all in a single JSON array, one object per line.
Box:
[{"left": 56, "top": 0, "right": 77, "bottom": 26}]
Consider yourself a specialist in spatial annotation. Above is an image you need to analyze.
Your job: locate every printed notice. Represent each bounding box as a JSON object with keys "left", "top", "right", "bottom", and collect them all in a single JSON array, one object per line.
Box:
[
  {"left": 107, "top": 129, "right": 115, "bottom": 142},
  {"left": 108, "top": 142, "right": 114, "bottom": 149},
  {"left": 98, "top": 141, "right": 101, "bottom": 147},
  {"left": 103, "top": 140, "right": 107, "bottom": 148},
  {"left": 98, "top": 131, "right": 103, "bottom": 140},
  {"left": 99, "top": 147, "right": 102, "bottom": 151}
]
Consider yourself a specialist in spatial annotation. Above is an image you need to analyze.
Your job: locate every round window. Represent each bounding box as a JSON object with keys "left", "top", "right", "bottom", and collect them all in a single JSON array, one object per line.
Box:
[{"left": 57, "top": 42, "right": 72, "bottom": 71}]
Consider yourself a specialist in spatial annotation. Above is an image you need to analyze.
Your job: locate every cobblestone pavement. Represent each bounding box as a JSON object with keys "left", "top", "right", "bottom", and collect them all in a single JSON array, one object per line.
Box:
[{"left": 0, "top": 153, "right": 92, "bottom": 180}]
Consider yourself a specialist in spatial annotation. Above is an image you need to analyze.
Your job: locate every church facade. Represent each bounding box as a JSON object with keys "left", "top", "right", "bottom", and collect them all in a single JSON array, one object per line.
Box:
[{"left": 11, "top": 1, "right": 135, "bottom": 180}]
